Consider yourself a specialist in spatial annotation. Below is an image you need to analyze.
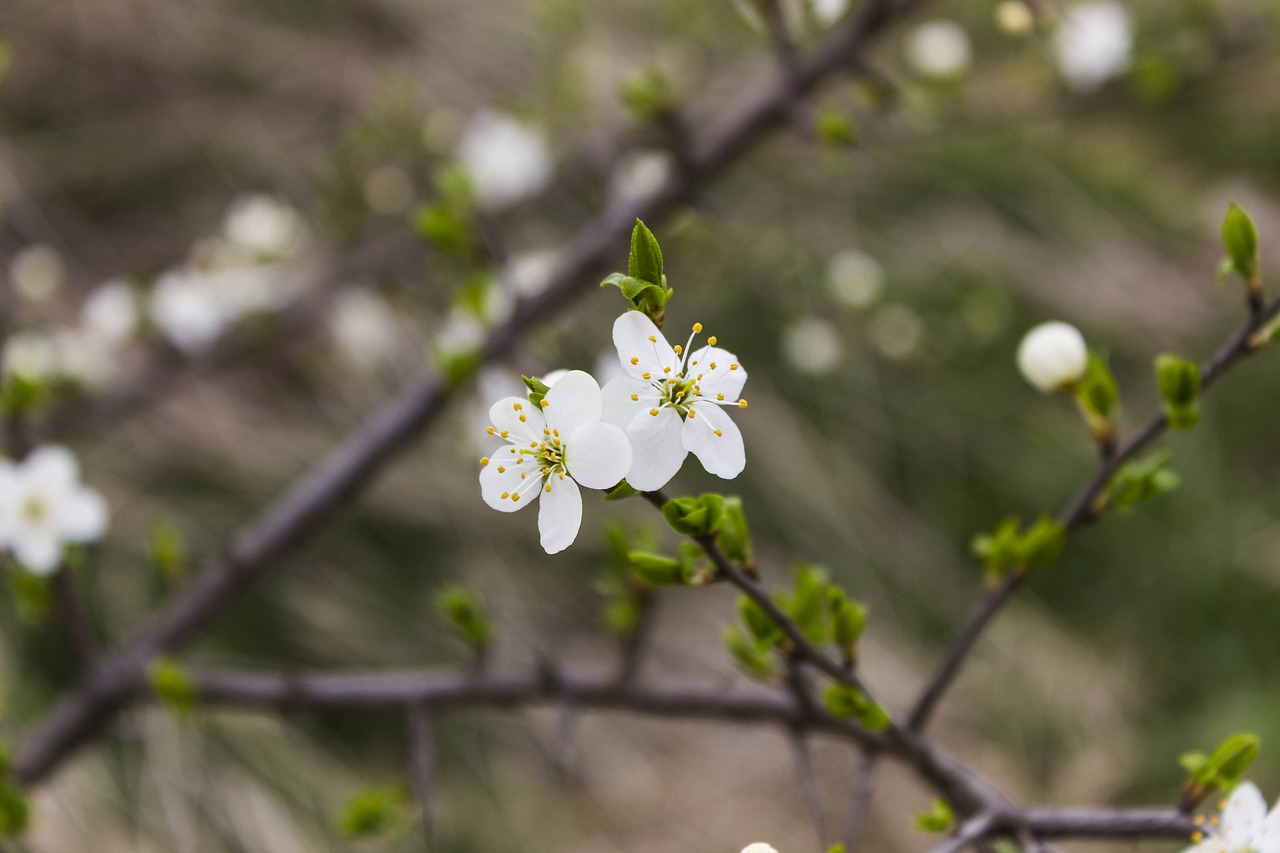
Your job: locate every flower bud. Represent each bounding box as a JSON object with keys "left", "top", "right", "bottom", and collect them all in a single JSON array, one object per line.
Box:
[{"left": 1016, "top": 321, "right": 1088, "bottom": 392}]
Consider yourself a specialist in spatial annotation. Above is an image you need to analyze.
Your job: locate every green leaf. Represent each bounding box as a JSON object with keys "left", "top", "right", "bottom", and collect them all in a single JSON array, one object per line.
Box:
[
  {"left": 5, "top": 568, "right": 51, "bottom": 624},
  {"left": 0, "top": 782, "right": 28, "bottom": 839},
  {"left": 603, "top": 597, "right": 643, "bottom": 636},
  {"left": 830, "top": 589, "right": 868, "bottom": 659},
  {"left": 1196, "top": 733, "right": 1261, "bottom": 789},
  {"left": 1078, "top": 351, "right": 1118, "bottom": 419},
  {"left": 0, "top": 374, "right": 42, "bottom": 417},
  {"left": 521, "top": 374, "right": 552, "bottom": 406},
  {"left": 788, "top": 565, "right": 830, "bottom": 645},
  {"left": 822, "top": 684, "right": 890, "bottom": 732},
  {"left": 971, "top": 516, "right": 1023, "bottom": 577},
  {"left": 412, "top": 204, "right": 471, "bottom": 255},
  {"left": 149, "top": 518, "right": 186, "bottom": 583},
  {"left": 816, "top": 107, "right": 857, "bottom": 147},
  {"left": 1221, "top": 202, "right": 1260, "bottom": 281},
  {"left": 628, "top": 219, "right": 664, "bottom": 288},
  {"left": 1106, "top": 450, "right": 1180, "bottom": 512},
  {"left": 333, "top": 784, "right": 410, "bottom": 840},
  {"left": 738, "top": 595, "right": 782, "bottom": 645},
  {"left": 914, "top": 798, "right": 956, "bottom": 834},
  {"left": 723, "top": 627, "right": 777, "bottom": 681},
  {"left": 435, "top": 584, "right": 491, "bottom": 648},
  {"left": 603, "top": 480, "right": 637, "bottom": 501},
  {"left": 1017, "top": 517, "right": 1066, "bottom": 571},
  {"left": 660, "top": 494, "right": 727, "bottom": 537},
  {"left": 1155, "top": 355, "right": 1202, "bottom": 432},
  {"left": 628, "top": 551, "right": 687, "bottom": 585},
  {"left": 715, "top": 497, "right": 754, "bottom": 567},
  {"left": 619, "top": 69, "right": 676, "bottom": 121},
  {"left": 149, "top": 659, "right": 197, "bottom": 714}
]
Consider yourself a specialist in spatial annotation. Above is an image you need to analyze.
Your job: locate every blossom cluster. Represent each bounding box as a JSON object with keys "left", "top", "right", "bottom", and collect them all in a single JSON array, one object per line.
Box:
[{"left": 479, "top": 311, "right": 749, "bottom": 554}]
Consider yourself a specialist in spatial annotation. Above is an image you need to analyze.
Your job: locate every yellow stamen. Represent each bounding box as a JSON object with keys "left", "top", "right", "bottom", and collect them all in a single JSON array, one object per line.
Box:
[
  {"left": 514, "top": 403, "right": 523, "bottom": 410},
  {"left": 630, "top": 356, "right": 640, "bottom": 365},
  {"left": 545, "top": 484, "right": 552, "bottom": 493},
  {"left": 512, "top": 493, "right": 520, "bottom": 502},
  {"left": 692, "top": 322, "right": 702, "bottom": 333},
  {"left": 707, "top": 336, "right": 717, "bottom": 346},
  {"left": 501, "top": 491, "right": 510, "bottom": 499},
  {"left": 500, "top": 430, "right": 509, "bottom": 438},
  {"left": 649, "top": 408, "right": 659, "bottom": 416},
  {"left": 729, "top": 363, "right": 739, "bottom": 371},
  {"left": 553, "top": 429, "right": 559, "bottom": 436},
  {"left": 663, "top": 366, "right": 671, "bottom": 374},
  {"left": 519, "top": 414, "right": 527, "bottom": 422},
  {"left": 714, "top": 429, "right": 723, "bottom": 437},
  {"left": 530, "top": 441, "right": 538, "bottom": 448},
  {"left": 738, "top": 399, "right": 748, "bottom": 408},
  {"left": 642, "top": 372, "right": 651, "bottom": 380},
  {"left": 648, "top": 335, "right": 656, "bottom": 342},
  {"left": 486, "top": 426, "right": 495, "bottom": 435},
  {"left": 709, "top": 362, "right": 717, "bottom": 370},
  {"left": 674, "top": 344, "right": 683, "bottom": 355},
  {"left": 688, "top": 409, "right": 696, "bottom": 418},
  {"left": 540, "top": 399, "right": 549, "bottom": 408},
  {"left": 630, "top": 393, "right": 639, "bottom": 401},
  {"left": 717, "top": 393, "right": 725, "bottom": 401},
  {"left": 1191, "top": 833, "right": 1203, "bottom": 843},
  {"left": 497, "top": 465, "right": 505, "bottom": 473},
  {"left": 480, "top": 457, "right": 490, "bottom": 466}
]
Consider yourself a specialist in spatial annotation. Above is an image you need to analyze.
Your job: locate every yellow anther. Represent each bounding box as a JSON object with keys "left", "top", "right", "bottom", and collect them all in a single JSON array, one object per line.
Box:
[
  {"left": 642, "top": 372, "right": 651, "bottom": 380},
  {"left": 540, "top": 399, "right": 549, "bottom": 408},
  {"left": 663, "top": 366, "right": 671, "bottom": 374},
  {"left": 514, "top": 402, "right": 523, "bottom": 410},
  {"left": 738, "top": 399, "right": 748, "bottom": 408},
  {"left": 693, "top": 322, "right": 703, "bottom": 333},
  {"left": 516, "top": 458, "right": 524, "bottom": 464},
  {"left": 709, "top": 362, "right": 717, "bottom": 370},
  {"left": 649, "top": 408, "right": 659, "bottom": 416},
  {"left": 500, "top": 430, "right": 509, "bottom": 438},
  {"left": 717, "top": 393, "right": 725, "bottom": 401},
  {"left": 630, "top": 393, "right": 639, "bottom": 401},
  {"left": 530, "top": 441, "right": 538, "bottom": 448},
  {"left": 1194, "top": 816, "right": 1206, "bottom": 826},
  {"left": 674, "top": 344, "right": 683, "bottom": 355},
  {"left": 688, "top": 409, "right": 696, "bottom": 418},
  {"left": 553, "top": 429, "right": 559, "bottom": 437},
  {"left": 545, "top": 484, "right": 552, "bottom": 493},
  {"left": 729, "top": 363, "right": 739, "bottom": 371},
  {"left": 707, "top": 336, "right": 717, "bottom": 346},
  {"left": 1191, "top": 833, "right": 1204, "bottom": 843},
  {"left": 480, "top": 457, "right": 490, "bottom": 466},
  {"left": 486, "top": 426, "right": 495, "bottom": 435},
  {"left": 521, "top": 472, "right": 526, "bottom": 479},
  {"left": 496, "top": 465, "right": 505, "bottom": 473},
  {"left": 501, "top": 491, "right": 510, "bottom": 499},
  {"left": 714, "top": 429, "right": 723, "bottom": 437},
  {"left": 630, "top": 356, "right": 640, "bottom": 365},
  {"left": 519, "top": 414, "right": 527, "bottom": 422},
  {"left": 648, "top": 335, "right": 656, "bottom": 342},
  {"left": 558, "top": 472, "right": 565, "bottom": 479},
  {"left": 512, "top": 493, "right": 520, "bottom": 502}
]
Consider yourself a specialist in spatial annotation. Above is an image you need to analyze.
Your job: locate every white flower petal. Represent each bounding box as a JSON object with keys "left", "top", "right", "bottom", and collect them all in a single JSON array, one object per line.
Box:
[
  {"left": 479, "top": 446, "right": 537, "bottom": 513},
  {"left": 12, "top": 530, "right": 62, "bottom": 575},
  {"left": 1223, "top": 782, "right": 1268, "bottom": 848},
  {"left": 488, "top": 396, "right": 546, "bottom": 446},
  {"left": 538, "top": 475, "right": 582, "bottom": 554},
  {"left": 613, "top": 311, "right": 677, "bottom": 380},
  {"left": 624, "top": 407, "right": 687, "bottom": 492},
  {"left": 683, "top": 403, "right": 745, "bottom": 480},
  {"left": 1255, "top": 805, "right": 1280, "bottom": 853},
  {"left": 565, "top": 422, "right": 631, "bottom": 489},
  {"left": 687, "top": 344, "right": 746, "bottom": 401},
  {"left": 24, "top": 445, "right": 80, "bottom": 494},
  {"left": 601, "top": 376, "right": 652, "bottom": 429},
  {"left": 542, "top": 370, "right": 602, "bottom": 437},
  {"left": 59, "top": 487, "right": 108, "bottom": 542}
]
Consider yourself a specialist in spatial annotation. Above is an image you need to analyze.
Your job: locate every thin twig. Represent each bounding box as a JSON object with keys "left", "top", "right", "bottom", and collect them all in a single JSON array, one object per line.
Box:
[
  {"left": 842, "top": 748, "right": 882, "bottom": 853},
  {"left": 789, "top": 728, "right": 829, "bottom": 848},
  {"left": 405, "top": 702, "right": 436, "bottom": 841},
  {"left": 49, "top": 569, "right": 97, "bottom": 674}
]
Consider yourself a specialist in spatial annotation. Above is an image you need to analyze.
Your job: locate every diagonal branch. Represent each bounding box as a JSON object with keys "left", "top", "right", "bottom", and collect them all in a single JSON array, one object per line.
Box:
[{"left": 907, "top": 290, "right": 1280, "bottom": 733}]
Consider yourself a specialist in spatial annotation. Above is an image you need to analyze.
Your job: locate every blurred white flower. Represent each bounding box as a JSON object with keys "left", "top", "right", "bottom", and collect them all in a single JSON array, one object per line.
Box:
[
  {"left": 212, "top": 265, "right": 290, "bottom": 317},
  {"left": 223, "top": 194, "right": 308, "bottom": 260},
  {"left": 827, "top": 249, "right": 885, "bottom": 310},
  {"left": 456, "top": 111, "right": 552, "bottom": 208},
  {"left": 81, "top": 280, "right": 139, "bottom": 345},
  {"left": 610, "top": 151, "right": 673, "bottom": 205},
  {"left": 150, "top": 270, "right": 229, "bottom": 354},
  {"left": 0, "top": 445, "right": 108, "bottom": 575},
  {"left": 52, "top": 327, "right": 118, "bottom": 388},
  {"left": 594, "top": 348, "right": 627, "bottom": 387},
  {"left": 782, "top": 317, "right": 843, "bottom": 375},
  {"left": 810, "top": 0, "right": 849, "bottom": 26},
  {"left": 869, "top": 303, "right": 924, "bottom": 361},
  {"left": 741, "top": 845, "right": 780, "bottom": 853},
  {"left": 1016, "top": 321, "right": 1088, "bottom": 392},
  {"left": 9, "top": 244, "right": 66, "bottom": 304},
  {"left": 905, "top": 20, "right": 972, "bottom": 79},
  {"left": 995, "top": 0, "right": 1035, "bottom": 35},
  {"left": 1053, "top": 1, "right": 1132, "bottom": 93},
  {"left": 1182, "top": 781, "right": 1280, "bottom": 853},
  {"left": 479, "top": 371, "right": 631, "bottom": 554},
  {"left": 3, "top": 331, "right": 59, "bottom": 382},
  {"left": 364, "top": 164, "right": 415, "bottom": 215},
  {"left": 329, "top": 289, "right": 398, "bottom": 374},
  {"left": 435, "top": 308, "right": 487, "bottom": 361},
  {"left": 502, "top": 249, "right": 560, "bottom": 299}
]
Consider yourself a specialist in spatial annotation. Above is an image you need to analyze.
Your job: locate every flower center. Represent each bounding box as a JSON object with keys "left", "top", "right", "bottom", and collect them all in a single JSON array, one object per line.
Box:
[{"left": 22, "top": 494, "right": 48, "bottom": 524}]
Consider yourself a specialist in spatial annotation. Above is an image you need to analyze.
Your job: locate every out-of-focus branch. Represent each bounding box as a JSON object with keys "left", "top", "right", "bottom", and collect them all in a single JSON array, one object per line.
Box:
[
  {"left": 12, "top": 0, "right": 933, "bottom": 788},
  {"left": 49, "top": 569, "right": 97, "bottom": 674},
  {"left": 908, "top": 290, "right": 1280, "bottom": 734},
  {"left": 930, "top": 806, "right": 1198, "bottom": 851}
]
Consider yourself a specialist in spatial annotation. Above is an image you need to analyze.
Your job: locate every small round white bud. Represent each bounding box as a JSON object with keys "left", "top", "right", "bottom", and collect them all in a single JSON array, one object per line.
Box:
[{"left": 1016, "top": 321, "right": 1088, "bottom": 392}]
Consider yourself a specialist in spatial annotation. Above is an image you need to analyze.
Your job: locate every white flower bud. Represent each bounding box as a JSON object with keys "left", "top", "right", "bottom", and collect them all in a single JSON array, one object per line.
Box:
[
  {"left": 904, "top": 20, "right": 972, "bottom": 79},
  {"left": 1016, "top": 321, "right": 1088, "bottom": 392},
  {"left": 741, "top": 845, "right": 780, "bottom": 853}
]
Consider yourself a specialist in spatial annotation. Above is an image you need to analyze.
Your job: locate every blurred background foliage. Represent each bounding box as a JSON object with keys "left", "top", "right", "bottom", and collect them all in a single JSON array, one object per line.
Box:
[{"left": 2, "top": 0, "right": 1280, "bottom": 850}]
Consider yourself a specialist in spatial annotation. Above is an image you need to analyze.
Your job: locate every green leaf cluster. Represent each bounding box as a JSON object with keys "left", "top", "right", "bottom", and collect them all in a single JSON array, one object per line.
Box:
[
  {"left": 732, "top": 565, "right": 869, "bottom": 667},
  {"left": 823, "top": 683, "right": 891, "bottom": 732},
  {"left": 914, "top": 798, "right": 956, "bottom": 834},
  {"left": 1102, "top": 450, "right": 1180, "bottom": 513},
  {"left": 601, "top": 221, "right": 673, "bottom": 327},
  {"left": 1155, "top": 354, "right": 1201, "bottom": 432},
  {"left": 435, "top": 584, "right": 491, "bottom": 649},
  {"left": 5, "top": 568, "right": 50, "bottom": 624},
  {"left": 148, "top": 658, "right": 198, "bottom": 715},
  {"left": 628, "top": 541, "right": 707, "bottom": 586},
  {"left": 1219, "top": 203, "right": 1261, "bottom": 285},
  {"left": 597, "top": 523, "right": 658, "bottom": 635},
  {"left": 412, "top": 166, "right": 477, "bottom": 258},
  {"left": 971, "top": 516, "right": 1066, "bottom": 580},
  {"left": 619, "top": 69, "right": 676, "bottom": 122},
  {"left": 333, "top": 784, "right": 410, "bottom": 840}
]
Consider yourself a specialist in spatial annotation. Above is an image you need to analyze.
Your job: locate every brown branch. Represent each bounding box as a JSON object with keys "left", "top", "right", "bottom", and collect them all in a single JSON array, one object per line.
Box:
[
  {"left": 907, "top": 290, "right": 1280, "bottom": 734},
  {"left": 405, "top": 702, "right": 436, "bottom": 839},
  {"left": 49, "top": 569, "right": 97, "bottom": 674},
  {"left": 842, "top": 748, "right": 882, "bottom": 853}
]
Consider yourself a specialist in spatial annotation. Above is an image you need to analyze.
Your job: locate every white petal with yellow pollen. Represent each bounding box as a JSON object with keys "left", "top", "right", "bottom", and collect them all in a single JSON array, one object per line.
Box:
[
  {"left": 685, "top": 343, "right": 746, "bottom": 401},
  {"left": 612, "top": 311, "right": 677, "bottom": 380},
  {"left": 683, "top": 402, "right": 745, "bottom": 479},
  {"left": 488, "top": 396, "right": 545, "bottom": 445},
  {"left": 538, "top": 475, "right": 582, "bottom": 554},
  {"left": 479, "top": 445, "right": 534, "bottom": 513},
  {"left": 600, "top": 375, "right": 653, "bottom": 428}
]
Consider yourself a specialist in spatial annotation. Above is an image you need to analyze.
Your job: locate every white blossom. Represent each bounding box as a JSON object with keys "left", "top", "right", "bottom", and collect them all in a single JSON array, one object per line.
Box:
[
  {"left": 329, "top": 289, "right": 398, "bottom": 373},
  {"left": 435, "top": 309, "right": 487, "bottom": 361},
  {"left": 0, "top": 445, "right": 107, "bottom": 575},
  {"left": 810, "top": 0, "right": 849, "bottom": 26},
  {"left": 601, "top": 312, "right": 748, "bottom": 492},
  {"left": 479, "top": 371, "right": 631, "bottom": 554},
  {"left": 9, "top": 244, "right": 66, "bottom": 304},
  {"left": 741, "top": 845, "right": 780, "bottom": 853},
  {"left": 1183, "top": 782, "right": 1280, "bottom": 853},
  {"left": 1016, "top": 321, "right": 1088, "bottom": 392},
  {"left": 610, "top": 152, "right": 673, "bottom": 205},
  {"left": 995, "top": 0, "right": 1035, "bottom": 35},
  {"left": 150, "top": 270, "right": 230, "bottom": 354},
  {"left": 81, "top": 280, "right": 139, "bottom": 345},
  {"left": 223, "top": 194, "right": 308, "bottom": 260},
  {"left": 1053, "top": 1, "right": 1132, "bottom": 93},
  {"left": 905, "top": 20, "right": 972, "bottom": 79},
  {"left": 827, "top": 249, "right": 885, "bottom": 310},
  {"left": 502, "top": 249, "right": 560, "bottom": 299},
  {"left": 3, "top": 331, "right": 60, "bottom": 382},
  {"left": 782, "top": 317, "right": 843, "bottom": 375},
  {"left": 52, "top": 327, "right": 118, "bottom": 388},
  {"left": 456, "top": 111, "right": 552, "bottom": 208}
]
